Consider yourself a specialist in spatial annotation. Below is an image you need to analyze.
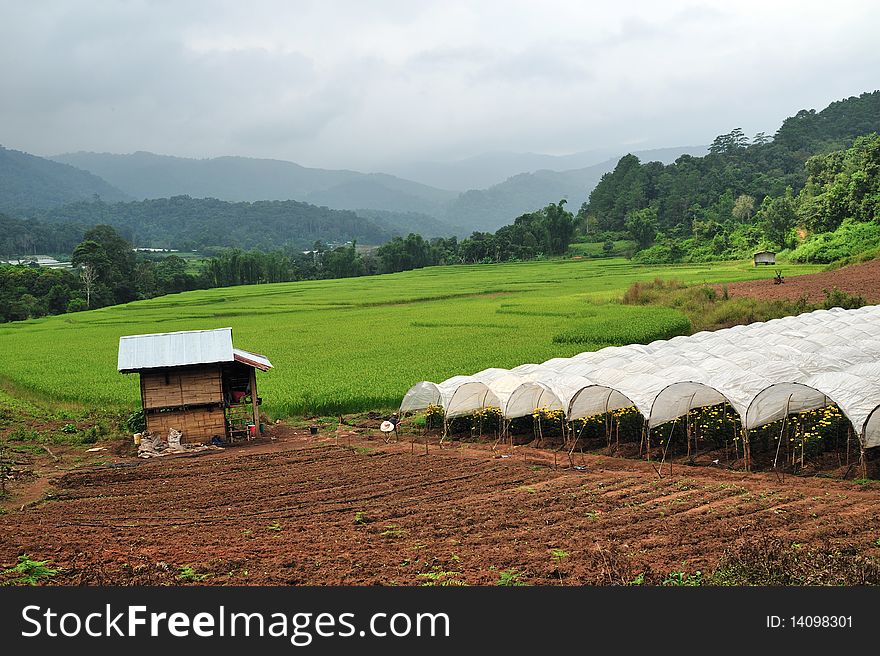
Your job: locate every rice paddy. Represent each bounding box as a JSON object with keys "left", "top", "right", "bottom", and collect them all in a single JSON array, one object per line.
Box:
[{"left": 0, "top": 257, "right": 822, "bottom": 417}]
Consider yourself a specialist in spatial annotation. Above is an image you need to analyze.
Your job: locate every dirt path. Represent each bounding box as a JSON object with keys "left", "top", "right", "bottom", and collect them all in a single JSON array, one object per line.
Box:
[
  {"left": 2, "top": 427, "right": 878, "bottom": 585},
  {"left": 721, "top": 259, "right": 880, "bottom": 304}
]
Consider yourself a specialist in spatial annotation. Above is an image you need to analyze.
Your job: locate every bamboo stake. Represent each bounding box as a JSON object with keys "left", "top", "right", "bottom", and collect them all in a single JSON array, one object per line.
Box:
[
  {"left": 859, "top": 441, "right": 867, "bottom": 480},
  {"left": 686, "top": 410, "right": 691, "bottom": 461},
  {"left": 846, "top": 425, "right": 852, "bottom": 467}
]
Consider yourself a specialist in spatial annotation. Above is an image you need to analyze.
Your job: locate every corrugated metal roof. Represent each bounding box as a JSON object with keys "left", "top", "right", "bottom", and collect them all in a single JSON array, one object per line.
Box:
[
  {"left": 233, "top": 348, "right": 273, "bottom": 372},
  {"left": 118, "top": 328, "right": 235, "bottom": 371},
  {"left": 119, "top": 327, "right": 273, "bottom": 372}
]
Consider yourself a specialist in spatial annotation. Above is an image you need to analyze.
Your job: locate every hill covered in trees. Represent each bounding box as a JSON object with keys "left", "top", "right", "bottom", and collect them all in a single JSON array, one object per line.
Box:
[
  {"left": 0, "top": 145, "right": 129, "bottom": 214},
  {"left": 53, "top": 147, "right": 704, "bottom": 234},
  {"left": 581, "top": 91, "right": 880, "bottom": 263},
  {"left": 23, "top": 196, "right": 394, "bottom": 251}
]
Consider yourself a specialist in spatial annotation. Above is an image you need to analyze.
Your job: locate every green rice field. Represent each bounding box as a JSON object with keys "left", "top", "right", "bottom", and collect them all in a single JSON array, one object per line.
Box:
[{"left": 0, "top": 258, "right": 822, "bottom": 416}]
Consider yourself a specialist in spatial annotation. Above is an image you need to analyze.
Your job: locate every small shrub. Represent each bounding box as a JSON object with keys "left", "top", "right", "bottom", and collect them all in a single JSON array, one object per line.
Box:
[
  {"left": 80, "top": 427, "right": 99, "bottom": 444},
  {"left": 550, "top": 548, "right": 570, "bottom": 562},
  {"left": 497, "top": 569, "right": 529, "bottom": 586},
  {"left": 710, "top": 535, "right": 880, "bottom": 585},
  {"left": 418, "top": 567, "right": 466, "bottom": 586},
  {"left": 663, "top": 570, "right": 703, "bottom": 586},
  {"left": 822, "top": 287, "right": 866, "bottom": 310},
  {"left": 379, "top": 524, "right": 406, "bottom": 538},
  {"left": 125, "top": 409, "right": 146, "bottom": 434},
  {"left": 1, "top": 555, "right": 58, "bottom": 586},
  {"left": 177, "top": 565, "right": 210, "bottom": 582}
]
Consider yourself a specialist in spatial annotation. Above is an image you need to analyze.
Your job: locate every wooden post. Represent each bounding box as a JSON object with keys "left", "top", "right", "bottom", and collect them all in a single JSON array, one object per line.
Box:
[
  {"left": 249, "top": 367, "right": 259, "bottom": 437},
  {"left": 859, "top": 439, "right": 867, "bottom": 480}
]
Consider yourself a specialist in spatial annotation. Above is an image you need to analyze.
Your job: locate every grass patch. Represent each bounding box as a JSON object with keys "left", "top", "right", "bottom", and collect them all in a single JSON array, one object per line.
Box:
[
  {"left": 0, "top": 258, "right": 821, "bottom": 417},
  {"left": 621, "top": 278, "right": 819, "bottom": 331}
]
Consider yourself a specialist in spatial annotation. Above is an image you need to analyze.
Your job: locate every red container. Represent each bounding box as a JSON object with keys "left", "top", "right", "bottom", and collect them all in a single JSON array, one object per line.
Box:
[{"left": 248, "top": 424, "right": 257, "bottom": 437}]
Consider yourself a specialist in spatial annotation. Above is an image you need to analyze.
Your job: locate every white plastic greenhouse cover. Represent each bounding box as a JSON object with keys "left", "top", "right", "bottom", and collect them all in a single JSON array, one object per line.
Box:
[{"left": 399, "top": 305, "right": 880, "bottom": 447}]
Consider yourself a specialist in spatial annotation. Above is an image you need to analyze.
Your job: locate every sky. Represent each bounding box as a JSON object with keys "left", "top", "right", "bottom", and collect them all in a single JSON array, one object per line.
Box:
[{"left": 1, "top": 0, "right": 879, "bottom": 171}]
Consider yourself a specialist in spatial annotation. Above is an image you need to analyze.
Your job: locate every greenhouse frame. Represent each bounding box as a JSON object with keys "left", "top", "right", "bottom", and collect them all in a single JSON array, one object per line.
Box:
[{"left": 400, "top": 306, "right": 880, "bottom": 454}]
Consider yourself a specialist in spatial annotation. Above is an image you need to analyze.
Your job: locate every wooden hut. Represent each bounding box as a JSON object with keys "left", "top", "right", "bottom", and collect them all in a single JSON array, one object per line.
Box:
[
  {"left": 753, "top": 250, "right": 776, "bottom": 266},
  {"left": 117, "top": 328, "right": 272, "bottom": 443}
]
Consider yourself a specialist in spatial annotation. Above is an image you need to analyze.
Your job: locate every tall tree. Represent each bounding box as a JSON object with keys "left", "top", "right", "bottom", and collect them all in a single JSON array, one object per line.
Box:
[
  {"left": 732, "top": 194, "right": 756, "bottom": 222},
  {"left": 625, "top": 206, "right": 658, "bottom": 249},
  {"left": 758, "top": 187, "right": 798, "bottom": 250}
]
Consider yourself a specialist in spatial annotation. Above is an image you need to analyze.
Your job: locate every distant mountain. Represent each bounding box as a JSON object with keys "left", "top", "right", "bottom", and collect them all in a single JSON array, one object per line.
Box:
[
  {"left": 0, "top": 145, "right": 129, "bottom": 214},
  {"left": 444, "top": 146, "right": 707, "bottom": 232},
  {"left": 304, "top": 174, "right": 451, "bottom": 217},
  {"left": 51, "top": 151, "right": 458, "bottom": 217},
  {"left": 48, "top": 146, "right": 707, "bottom": 236},
  {"left": 391, "top": 146, "right": 707, "bottom": 191}
]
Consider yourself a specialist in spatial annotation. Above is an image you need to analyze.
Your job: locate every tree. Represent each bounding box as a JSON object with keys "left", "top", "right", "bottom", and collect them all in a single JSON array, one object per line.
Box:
[
  {"left": 732, "top": 194, "right": 756, "bottom": 223},
  {"left": 758, "top": 187, "right": 798, "bottom": 250},
  {"left": 324, "top": 242, "right": 364, "bottom": 279},
  {"left": 154, "top": 255, "right": 192, "bottom": 293},
  {"left": 79, "top": 264, "right": 97, "bottom": 308},
  {"left": 709, "top": 128, "right": 749, "bottom": 155},
  {"left": 542, "top": 200, "right": 575, "bottom": 255},
  {"left": 625, "top": 206, "right": 658, "bottom": 249}
]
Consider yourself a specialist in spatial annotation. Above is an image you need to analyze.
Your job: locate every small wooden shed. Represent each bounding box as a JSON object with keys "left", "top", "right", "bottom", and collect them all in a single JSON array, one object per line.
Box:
[
  {"left": 753, "top": 251, "right": 776, "bottom": 266},
  {"left": 118, "top": 328, "right": 272, "bottom": 443}
]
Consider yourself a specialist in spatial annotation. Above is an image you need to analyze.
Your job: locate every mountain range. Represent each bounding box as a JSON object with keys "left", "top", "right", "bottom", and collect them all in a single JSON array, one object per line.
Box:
[{"left": 47, "top": 146, "right": 705, "bottom": 233}]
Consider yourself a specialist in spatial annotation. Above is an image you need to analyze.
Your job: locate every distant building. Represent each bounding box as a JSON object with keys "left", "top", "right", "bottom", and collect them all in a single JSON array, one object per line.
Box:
[
  {"left": 753, "top": 251, "right": 776, "bottom": 266},
  {"left": 1, "top": 255, "right": 72, "bottom": 269},
  {"left": 118, "top": 328, "right": 272, "bottom": 443}
]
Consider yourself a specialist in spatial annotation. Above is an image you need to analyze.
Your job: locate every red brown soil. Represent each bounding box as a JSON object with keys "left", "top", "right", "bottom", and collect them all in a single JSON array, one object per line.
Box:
[
  {"left": 2, "top": 426, "right": 879, "bottom": 586},
  {"left": 721, "top": 259, "right": 880, "bottom": 304}
]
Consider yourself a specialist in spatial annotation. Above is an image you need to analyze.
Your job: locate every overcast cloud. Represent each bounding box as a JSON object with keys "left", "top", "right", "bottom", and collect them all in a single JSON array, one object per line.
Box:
[{"left": 1, "top": 0, "right": 878, "bottom": 171}]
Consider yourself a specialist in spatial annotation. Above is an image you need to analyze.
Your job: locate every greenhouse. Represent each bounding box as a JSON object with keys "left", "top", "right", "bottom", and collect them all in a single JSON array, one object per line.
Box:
[{"left": 400, "top": 305, "right": 880, "bottom": 453}]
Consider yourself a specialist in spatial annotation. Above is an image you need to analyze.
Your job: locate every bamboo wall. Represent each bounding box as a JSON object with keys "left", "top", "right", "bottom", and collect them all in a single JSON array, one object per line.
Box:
[
  {"left": 141, "top": 366, "right": 222, "bottom": 409},
  {"left": 145, "top": 406, "right": 226, "bottom": 443}
]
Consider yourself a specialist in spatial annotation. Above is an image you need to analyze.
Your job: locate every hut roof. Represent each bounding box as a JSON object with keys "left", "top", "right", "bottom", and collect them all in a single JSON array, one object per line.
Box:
[{"left": 118, "top": 327, "right": 272, "bottom": 373}]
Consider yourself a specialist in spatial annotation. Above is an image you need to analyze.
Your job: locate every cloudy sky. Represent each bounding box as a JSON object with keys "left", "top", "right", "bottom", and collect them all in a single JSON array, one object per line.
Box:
[{"left": 1, "top": 0, "right": 878, "bottom": 170}]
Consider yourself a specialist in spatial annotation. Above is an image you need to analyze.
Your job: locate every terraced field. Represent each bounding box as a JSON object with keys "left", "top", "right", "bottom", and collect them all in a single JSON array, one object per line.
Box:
[{"left": 0, "top": 258, "right": 821, "bottom": 417}]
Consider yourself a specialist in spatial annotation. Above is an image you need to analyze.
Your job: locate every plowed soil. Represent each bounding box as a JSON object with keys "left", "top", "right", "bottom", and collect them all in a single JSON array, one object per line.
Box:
[
  {"left": 721, "top": 259, "right": 880, "bottom": 304},
  {"left": 2, "top": 427, "right": 879, "bottom": 585}
]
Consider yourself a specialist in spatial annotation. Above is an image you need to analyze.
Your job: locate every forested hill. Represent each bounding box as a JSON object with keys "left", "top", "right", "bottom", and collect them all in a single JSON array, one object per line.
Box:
[
  {"left": 53, "top": 147, "right": 705, "bottom": 234},
  {"left": 26, "top": 196, "right": 395, "bottom": 251},
  {"left": 583, "top": 91, "right": 880, "bottom": 257},
  {"left": 0, "top": 145, "right": 129, "bottom": 213},
  {"left": 444, "top": 146, "right": 706, "bottom": 232}
]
